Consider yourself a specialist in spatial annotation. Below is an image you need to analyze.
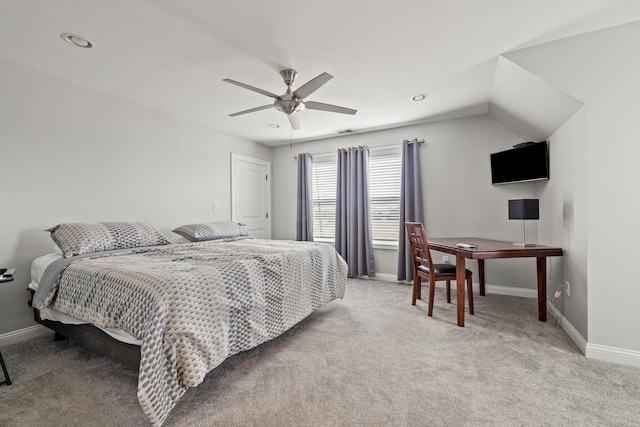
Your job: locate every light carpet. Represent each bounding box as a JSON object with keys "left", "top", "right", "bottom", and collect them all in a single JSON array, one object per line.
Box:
[{"left": 1, "top": 278, "right": 639, "bottom": 426}]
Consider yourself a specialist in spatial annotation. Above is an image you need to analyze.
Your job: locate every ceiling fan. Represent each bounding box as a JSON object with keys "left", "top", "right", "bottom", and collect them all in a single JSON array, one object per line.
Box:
[{"left": 223, "top": 69, "right": 357, "bottom": 130}]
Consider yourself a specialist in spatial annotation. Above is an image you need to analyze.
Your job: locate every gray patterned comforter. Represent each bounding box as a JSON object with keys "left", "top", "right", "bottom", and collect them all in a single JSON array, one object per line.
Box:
[{"left": 34, "top": 237, "right": 347, "bottom": 426}]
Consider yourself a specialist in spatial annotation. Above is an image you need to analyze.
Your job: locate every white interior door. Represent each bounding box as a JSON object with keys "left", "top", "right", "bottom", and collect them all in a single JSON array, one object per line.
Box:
[{"left": 231, "top": 153, "right": 271, "bottom": 239}]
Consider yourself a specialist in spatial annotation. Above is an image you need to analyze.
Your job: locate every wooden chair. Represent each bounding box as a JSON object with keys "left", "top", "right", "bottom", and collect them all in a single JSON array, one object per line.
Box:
[{"left": 405, "top": 222, "right": 474, "bottom": 317}]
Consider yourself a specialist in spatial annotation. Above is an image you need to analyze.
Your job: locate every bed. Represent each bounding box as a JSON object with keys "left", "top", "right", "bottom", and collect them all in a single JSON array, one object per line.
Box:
[{"left": 29, "top": 221, "right": 347, "bottom": 426}]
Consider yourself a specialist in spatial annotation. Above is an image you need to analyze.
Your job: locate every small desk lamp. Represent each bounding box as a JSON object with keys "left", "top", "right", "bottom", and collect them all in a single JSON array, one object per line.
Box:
[{"left": 509, "top": 199, "right": 539, "bottom": 247}]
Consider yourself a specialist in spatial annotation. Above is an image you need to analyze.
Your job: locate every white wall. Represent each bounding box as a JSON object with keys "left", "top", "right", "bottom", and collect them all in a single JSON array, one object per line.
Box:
[
  {"left": 271, "top": 116, "right": 544, "bottom": 288},
  {"left": 506, "top": 20, "right": 640, "bottom": 359},
  {"left": 537, "top": 108, "right": 588, "bottom": 339},
  {"left": 0, "top": 58, "right": 271, "bottom": 335}
]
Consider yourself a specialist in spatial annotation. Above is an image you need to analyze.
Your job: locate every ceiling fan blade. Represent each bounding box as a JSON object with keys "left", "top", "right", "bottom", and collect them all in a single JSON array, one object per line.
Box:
[
  {"left": 229, "top": 105, "right": 273, "bottom": 117},
  {"left": 305, "top": 100, "right": 357, "bottom": 115},
  {"left": 287, "top": 113, "right": 301, "bottom": 130},
  {"left": 293, "top": 72, "right": 333, "bottom": 99},
  {"left": 223, "top": 79, "right": 281, "bottom": 99}
]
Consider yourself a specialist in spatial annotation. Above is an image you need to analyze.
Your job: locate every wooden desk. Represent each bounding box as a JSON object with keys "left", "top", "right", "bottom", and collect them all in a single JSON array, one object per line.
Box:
[{"left": 427, "top": 238, "right": 563, "bottom": 327}]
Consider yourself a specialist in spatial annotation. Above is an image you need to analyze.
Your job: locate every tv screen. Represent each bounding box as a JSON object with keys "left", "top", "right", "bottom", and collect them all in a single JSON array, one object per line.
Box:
[{"left": 490, "top": 141, "right": 549, "bottom": 185}]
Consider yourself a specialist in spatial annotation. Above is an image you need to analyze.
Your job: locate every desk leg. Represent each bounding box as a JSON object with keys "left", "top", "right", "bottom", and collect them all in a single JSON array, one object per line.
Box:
[
  {"left": 478, "top": 259, "right": 485, "bottom": 296},
  {"left": 456, "top": 254, "right": 466, "bottom": 327},
  {"left": 536, "top": 257, "right": 547, "bottom": 322}
]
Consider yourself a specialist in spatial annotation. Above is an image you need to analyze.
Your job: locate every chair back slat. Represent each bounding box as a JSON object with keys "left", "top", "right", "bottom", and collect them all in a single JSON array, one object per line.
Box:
[{"left": 405, "top": 222, "right": 435, "bottom": 273}]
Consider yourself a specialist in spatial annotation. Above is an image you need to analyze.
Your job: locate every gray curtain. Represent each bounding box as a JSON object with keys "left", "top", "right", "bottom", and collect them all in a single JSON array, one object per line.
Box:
[
  {"left": 397, "top": 139, "right": 424, "bottom": 281},
  {"left": 296, "top": 153, "right": 314, "bottom": 241},
  {"left": 335, "top": 146, "right": 375, "bottom": 277}
]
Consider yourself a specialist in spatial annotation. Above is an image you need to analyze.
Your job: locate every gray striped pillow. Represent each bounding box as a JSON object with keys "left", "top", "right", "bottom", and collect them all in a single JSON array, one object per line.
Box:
[
  {"left": 172, "top": 221, "right": 248, "bottom": 242},
  {"left": 48, "top": 222, "right": 171, "bottom": 258}
]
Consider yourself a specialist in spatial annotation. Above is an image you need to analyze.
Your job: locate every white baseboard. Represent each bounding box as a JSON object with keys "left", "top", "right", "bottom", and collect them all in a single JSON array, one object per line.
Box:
[
  {"left": 0, "top": 324, "right": 50, "bottom": 347},
  {"left": 547, "top": 301, "right": 587, "bottom": 355},
  {"left": 484, "top": 284, "right": 537, "bottom": 299},
  {"left": 586, "top": 343, "right": 640, "bottom": 368},
  {"left": 368, "top": 273, "right": 397, "bottom": 282},
  {"left": 379, "top": 277, "right": 539, "bottom": 299},
  {"left": 547, "top": 302, "right": 640, "bottom": 368}
]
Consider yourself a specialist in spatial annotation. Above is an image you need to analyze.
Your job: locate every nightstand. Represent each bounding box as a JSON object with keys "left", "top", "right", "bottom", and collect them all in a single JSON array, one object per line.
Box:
[{"left": 0, "top": 268, "right": 14, "bottom": 386}]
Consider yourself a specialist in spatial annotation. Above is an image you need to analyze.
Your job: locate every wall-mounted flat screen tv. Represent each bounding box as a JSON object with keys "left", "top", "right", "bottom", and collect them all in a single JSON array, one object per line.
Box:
[{"left": 490, "top": 141, "right": 549, "bottom": 185}]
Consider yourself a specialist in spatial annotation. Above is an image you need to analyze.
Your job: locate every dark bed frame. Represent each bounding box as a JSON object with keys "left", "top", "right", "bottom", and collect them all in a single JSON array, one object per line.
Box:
[{"left": 28, "top": 289, "right": 141, "bottom": 370}]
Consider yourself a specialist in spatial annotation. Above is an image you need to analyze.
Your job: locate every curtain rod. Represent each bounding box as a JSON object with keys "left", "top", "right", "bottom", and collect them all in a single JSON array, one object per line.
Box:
[{"left": 293, "top": 140, "right": 424, "bottom": 159}]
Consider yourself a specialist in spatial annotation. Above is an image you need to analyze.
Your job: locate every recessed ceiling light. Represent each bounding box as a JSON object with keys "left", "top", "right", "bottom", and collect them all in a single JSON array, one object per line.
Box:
[
  {"left": 60, "top": 33, "right": 93, "bottom": 49},
  {"left": 268, "top": 123, "right": 280, "bottom": 128},
  {"left": 411, "top": 94, "right": 427, "bottom": 101}
]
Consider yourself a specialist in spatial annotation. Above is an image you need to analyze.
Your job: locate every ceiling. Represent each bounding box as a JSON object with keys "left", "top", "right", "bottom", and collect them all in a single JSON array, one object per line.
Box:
[{"left": 2, "top": 0, "right": 640, "bottom": 147}]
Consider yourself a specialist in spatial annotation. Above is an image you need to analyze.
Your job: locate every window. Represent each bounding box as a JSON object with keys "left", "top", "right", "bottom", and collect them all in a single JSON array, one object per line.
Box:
[
  {"left": 312, "top": 159, "right": 337, "bottom": 240},
  {"left": 311, "top": 147, "right": 402, "bottom": 245},
  {"left": 368, "top": 149, "right": 402, "bottom": 243}
]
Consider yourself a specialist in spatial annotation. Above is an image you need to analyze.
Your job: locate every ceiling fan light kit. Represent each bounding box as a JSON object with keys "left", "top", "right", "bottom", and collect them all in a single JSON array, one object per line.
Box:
[
  {"left": 223, "top": 68, "right": 356, "bottom": 130},
  {"left": 274, "top": 99, "right": 305, "bottom": 115}
]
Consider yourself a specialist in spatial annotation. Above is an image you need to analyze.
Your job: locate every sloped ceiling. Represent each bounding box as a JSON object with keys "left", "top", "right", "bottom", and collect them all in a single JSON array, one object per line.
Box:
[
  {"left": 1, "top": 1, "right": 639, "bottom": 146},
  {"left": 488, "top": 57, "right": 584, "bottom": 141}
]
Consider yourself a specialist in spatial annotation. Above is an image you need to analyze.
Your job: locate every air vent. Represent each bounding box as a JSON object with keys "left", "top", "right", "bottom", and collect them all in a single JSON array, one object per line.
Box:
[{"left": 337, "top": 129, "right": 355, "bottom": 134}]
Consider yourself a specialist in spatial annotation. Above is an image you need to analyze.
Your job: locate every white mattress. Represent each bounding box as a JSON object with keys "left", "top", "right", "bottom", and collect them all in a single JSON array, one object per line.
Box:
[
  {"left": 31, "top": 253, "right": 142, "bottom": 346},
  {"left": 29, "top": 252, "right": 62, "bottom": 290}
]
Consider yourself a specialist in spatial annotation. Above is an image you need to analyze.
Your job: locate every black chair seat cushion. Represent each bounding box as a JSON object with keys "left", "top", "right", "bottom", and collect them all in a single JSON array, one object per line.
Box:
[{"left": 418, "top": 263, "right": 472, "bottom": 276}]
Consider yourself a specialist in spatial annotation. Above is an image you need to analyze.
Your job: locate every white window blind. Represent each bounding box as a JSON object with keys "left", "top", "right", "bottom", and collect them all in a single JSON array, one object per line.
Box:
[
  {"left": 369, "top": 151, "right": 402, "bottom": 242},
  {"left": 312, "top": 160, "right": 337, "bottom": 240},
  {"left": 311, "top": 147, "right": 402, "bottom": 244}
]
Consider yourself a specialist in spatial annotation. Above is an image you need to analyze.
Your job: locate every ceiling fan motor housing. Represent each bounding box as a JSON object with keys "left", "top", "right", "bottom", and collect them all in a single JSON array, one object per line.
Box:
[{"left": 280, "top": 69, "right": 298, "bottom": 86}]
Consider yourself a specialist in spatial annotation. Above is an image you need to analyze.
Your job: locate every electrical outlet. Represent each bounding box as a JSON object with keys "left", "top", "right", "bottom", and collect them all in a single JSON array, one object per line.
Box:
[
  {"left": 565, "top": 281, "right": 570, "bottom": 297},
  {"left": 442, "top": 256, "right": 450, "bottom": 264}
]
